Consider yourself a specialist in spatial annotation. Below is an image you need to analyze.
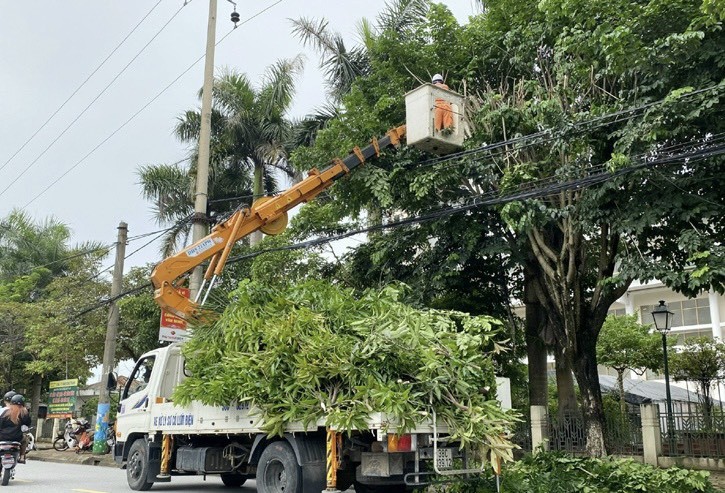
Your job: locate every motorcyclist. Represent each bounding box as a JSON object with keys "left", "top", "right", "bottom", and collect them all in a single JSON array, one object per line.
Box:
[
  {"left": 0, "top": 394, "right": 30, "bottom": 463},
  {"left": 1, "top": 391, "right": 16, "bottom": 415}
]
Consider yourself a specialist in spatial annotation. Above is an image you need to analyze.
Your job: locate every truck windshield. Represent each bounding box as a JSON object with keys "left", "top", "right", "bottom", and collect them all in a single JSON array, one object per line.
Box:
[{"left": 122, "top": 355, "right": 156, "bottom": 399}]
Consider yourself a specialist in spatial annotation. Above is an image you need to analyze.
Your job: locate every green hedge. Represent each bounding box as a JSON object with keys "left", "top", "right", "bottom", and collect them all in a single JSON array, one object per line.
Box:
[{"left": 443, "top": 451, "right": 719, "bottom": 493}]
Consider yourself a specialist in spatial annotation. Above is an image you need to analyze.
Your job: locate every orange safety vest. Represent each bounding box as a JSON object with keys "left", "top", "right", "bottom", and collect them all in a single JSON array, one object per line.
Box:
[{"left": 433, "top": 82, "right": 454, "bottom": 131}]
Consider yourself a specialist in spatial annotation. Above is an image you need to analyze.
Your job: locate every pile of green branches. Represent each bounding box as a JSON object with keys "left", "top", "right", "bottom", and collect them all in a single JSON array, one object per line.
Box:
[{"left": 174, "top": 280, "right": 516, "bottom": 462}]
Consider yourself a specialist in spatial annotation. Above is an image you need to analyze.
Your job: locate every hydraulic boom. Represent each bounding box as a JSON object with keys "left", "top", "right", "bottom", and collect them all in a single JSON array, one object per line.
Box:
[{"left": 151, "top": 125, "right": 407, "bottom": 319}]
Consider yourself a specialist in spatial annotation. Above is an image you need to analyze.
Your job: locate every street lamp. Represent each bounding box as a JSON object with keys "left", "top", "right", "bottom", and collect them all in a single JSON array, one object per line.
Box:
[{"left": 652, "top": 300, "right": 676, "bottom": 452}]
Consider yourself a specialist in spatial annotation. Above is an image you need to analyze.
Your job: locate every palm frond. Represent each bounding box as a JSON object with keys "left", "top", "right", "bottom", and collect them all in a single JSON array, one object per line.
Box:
[
  {"left": 259, "top": 55, "right": 304, "bottom": 119},
  {"left": 136, "top": 163, "right": 194, "bottom": 224},
  {"left": 376, "top": 0, "right": 429, "bottom": 36},
  {"left": 291, "top": 17, "right": 367, "bottom": 101},
  {"left": 287, "top": 103, "right": 339, "bottom": 148}
]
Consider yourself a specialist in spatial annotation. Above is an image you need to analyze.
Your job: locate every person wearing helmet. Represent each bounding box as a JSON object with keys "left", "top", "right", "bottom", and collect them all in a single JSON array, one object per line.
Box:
[
  {"left": 0, "top": 391, "right": 17, "bottom": 418},
  {"left": 431, "top": 73, "right": 454, "bottom": 132},
  {"left": 0, "top": 394, "right": 30, "bottom": 463}
]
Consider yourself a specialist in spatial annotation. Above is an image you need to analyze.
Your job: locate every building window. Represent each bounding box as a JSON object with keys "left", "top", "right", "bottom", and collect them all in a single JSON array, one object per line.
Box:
[
  {"left": 607, "top": 308, "right": 627, "bottom": 317},
  {"left": 640, "top": 298, "right": 711, "bottom": 328},
  {"left": 676, "top": 328, "right": 714, "bottom": 345}
]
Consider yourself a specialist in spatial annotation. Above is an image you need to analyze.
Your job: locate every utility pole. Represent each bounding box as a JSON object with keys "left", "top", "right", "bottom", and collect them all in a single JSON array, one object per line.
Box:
[
  {"left": 190, "top": 0, "right": 218, "bottom": 300},
  {"left": 93, "top": 221, "right": 127, "bottom": 454}
]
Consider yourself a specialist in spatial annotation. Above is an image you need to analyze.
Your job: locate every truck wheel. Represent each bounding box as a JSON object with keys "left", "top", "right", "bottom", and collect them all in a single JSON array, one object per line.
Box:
[
  {"left": 126, "top": 440, "right": 154, "bottom": 491},
  {"left": 256, "top": 441, "right": 301, "bottom": 493},
  {"left": 220, "top": 472, "right": 247, "bottom": 487}
]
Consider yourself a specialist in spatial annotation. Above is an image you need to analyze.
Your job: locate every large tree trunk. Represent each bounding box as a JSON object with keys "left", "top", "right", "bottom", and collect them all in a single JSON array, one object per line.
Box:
[
  {"left": 572, "top": 324, "right": 607, "bottom": 457},
  {"left": 524, "top": 267, "right": 548, "bottom": 407},
  {"left": 617, "top": 370, "right": 627, "bottom": 416},
  {"left": 554, "top": 341, "right": 578, "bottom": 419},
  {"left": 525, "top": 217, "right": 630, "bottom": 457},
  {"left": 525, "top": 306, "right": 549, "bottom": 407},
  {"left": 30, "top": 374, "right": 42, "bottom": 430}
]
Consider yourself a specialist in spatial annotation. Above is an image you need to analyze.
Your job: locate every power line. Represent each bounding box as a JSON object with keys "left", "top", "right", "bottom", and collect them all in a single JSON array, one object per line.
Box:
[
  {"left": 414, "top": 83, "right": 724, "bottom": 170},
  {"left": 0, "top": 1, "right": 191, "bottom": 200},
  {"left": 92, "top": 215, "right": 195, "bottom": 280},
  {"left": 227, "top": 139, "right": 725, "bottom": 264},
  {"left": 0, "top": 0, "right": 166, "bottom": 176},
  {"left": 59, "top": 140, "right": 724, "bottom": 323},
  {"left": 19, "top": 1, "right": 287, "bottom": 210}
]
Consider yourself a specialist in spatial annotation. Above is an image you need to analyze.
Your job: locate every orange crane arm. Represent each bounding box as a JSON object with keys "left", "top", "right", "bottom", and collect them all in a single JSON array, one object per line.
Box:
[{"left": 151, "top": 125, "right": 406, "bottom": 319}]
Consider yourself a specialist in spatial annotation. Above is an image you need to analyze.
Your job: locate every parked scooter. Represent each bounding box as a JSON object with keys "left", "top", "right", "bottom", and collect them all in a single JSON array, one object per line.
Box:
[
  {"left": 0, "top": 441, "right": 21, "bottom": 486},
  {"left": 23, "top": 427, "right": 34, "bottom": 452},
  {"left": 73, "top": 419, "right": 93, "bottom": 454},
  {"left": 53, "top": 419, "right": 82, "bottom": 451}
]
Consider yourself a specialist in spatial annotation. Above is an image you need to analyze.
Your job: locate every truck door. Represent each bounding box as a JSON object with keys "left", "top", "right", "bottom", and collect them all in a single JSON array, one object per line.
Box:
[{"left": 118, "top": 355, "right": 156, "bottom": 422}]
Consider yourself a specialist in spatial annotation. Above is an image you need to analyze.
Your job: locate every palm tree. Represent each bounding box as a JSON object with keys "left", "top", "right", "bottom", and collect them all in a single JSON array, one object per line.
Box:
[
  {"left": 139, "top": 57, "right": 303, "bottom": 252},
  {"left": 0, "top": 209, "right": 103, "bottom": 283},
  {"left": 289, "top": 0, "right": 429, "bottom": 142}
]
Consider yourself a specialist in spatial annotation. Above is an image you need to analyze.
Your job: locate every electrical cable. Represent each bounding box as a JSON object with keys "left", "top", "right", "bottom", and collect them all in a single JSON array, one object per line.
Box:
[
  {"left": 90, "top": 214, "right": 195, "bottom": 282},
  {"left": 0, "top": 0, "right": 166, "bottom": 175},
  {"left": 59, "top": 139, "right": 724, "bottom": 322},
  {"left": 226, "top": 140, "right": 725, "bottom": 265},
  {"left": 413, "top": 83, "right": 724, "bottom": 170},
  {"left": 0, "top": 2, "right": 191, "bottom": 201},
  {"left": 18, "top": 1, "right": 286, "bottom": 210}
]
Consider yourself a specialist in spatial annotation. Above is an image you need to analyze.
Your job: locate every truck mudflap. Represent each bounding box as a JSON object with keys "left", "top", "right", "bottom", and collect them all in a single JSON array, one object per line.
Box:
[
  {"left": 146, "top": 440, "right": 162, "bottom": 483},
  {"left": 114, "top": 442, "right": 125, "bottom": 465},
  {"left": 285, "top": 434, "right": 325, "bottom": 493}
]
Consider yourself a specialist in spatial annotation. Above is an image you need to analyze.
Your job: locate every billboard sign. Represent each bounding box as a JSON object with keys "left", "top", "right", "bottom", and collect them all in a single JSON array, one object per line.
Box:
[{"left": 47, "top": 378, "right": 78, "bottom": 419}]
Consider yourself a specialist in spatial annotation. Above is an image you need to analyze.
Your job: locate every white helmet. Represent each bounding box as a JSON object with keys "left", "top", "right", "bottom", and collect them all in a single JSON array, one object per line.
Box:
[{"left": 432, "top": 73, "right": 444, "bottom": 83}]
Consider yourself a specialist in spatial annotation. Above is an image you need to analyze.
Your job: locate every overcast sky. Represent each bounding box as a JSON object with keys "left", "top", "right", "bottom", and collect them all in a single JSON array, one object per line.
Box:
[{"left": 0, "top": 0, "right": 477, "bottom": 273}]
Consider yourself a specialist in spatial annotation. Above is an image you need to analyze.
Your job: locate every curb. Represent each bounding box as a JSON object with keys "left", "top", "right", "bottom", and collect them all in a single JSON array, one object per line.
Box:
[{"left": 28, "top": 451, "right": 117, "bottom": 468}]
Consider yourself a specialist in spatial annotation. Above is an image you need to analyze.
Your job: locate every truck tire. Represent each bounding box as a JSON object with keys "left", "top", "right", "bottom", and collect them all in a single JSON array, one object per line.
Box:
[
  {"left": 256, "top": 441, "right": 302, "bottom": 493},
  {"left": 126, "top": 440, "right": 154, "bottom": 491},
  {"left": 220, "top": 472, "right": 247, "bottom": 487}
]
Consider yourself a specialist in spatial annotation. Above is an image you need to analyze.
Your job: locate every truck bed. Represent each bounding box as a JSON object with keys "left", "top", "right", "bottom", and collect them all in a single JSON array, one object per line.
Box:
[{"left": 148, "top": 400, "right": 450, "bottom": 435}]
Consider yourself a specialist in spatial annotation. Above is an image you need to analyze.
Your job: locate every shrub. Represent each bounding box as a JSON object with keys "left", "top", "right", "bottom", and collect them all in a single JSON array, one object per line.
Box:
[{"left": 443, "top": 451, "right": 717, "bottom": 493}]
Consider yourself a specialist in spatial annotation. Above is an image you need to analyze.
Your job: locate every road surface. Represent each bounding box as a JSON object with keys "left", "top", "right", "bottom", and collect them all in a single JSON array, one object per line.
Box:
[
  {"left": 1, "top": 460, "right": 257, "bottom": 493},
  {"left": 13, "top": 459, "right": 359, "bottom": 492}
]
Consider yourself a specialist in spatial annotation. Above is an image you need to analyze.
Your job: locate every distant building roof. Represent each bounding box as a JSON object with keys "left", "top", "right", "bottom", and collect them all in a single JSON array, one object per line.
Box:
[{"left": 599, "top": 375, "right": 717, "bottom": 405}]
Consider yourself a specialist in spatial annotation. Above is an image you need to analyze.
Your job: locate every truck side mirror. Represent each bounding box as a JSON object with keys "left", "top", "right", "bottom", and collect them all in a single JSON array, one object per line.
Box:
[{"left": 106, "top": 372, "right": 118, "bottom": 391}]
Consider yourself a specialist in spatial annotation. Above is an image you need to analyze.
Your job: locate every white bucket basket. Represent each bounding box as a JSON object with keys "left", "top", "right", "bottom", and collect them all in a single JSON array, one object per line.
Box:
[{"left": 405, "top": 83, "right": 465, "bottom": 155}]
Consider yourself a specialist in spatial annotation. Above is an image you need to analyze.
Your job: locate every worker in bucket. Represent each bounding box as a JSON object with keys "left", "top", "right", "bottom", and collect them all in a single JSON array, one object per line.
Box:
[{"left": 432, "top": 73, "right": 454, "bottom": 132}]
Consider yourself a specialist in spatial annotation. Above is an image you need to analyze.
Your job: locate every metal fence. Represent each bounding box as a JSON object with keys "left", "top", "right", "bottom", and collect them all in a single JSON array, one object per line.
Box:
[
  {"left": 511, "top": 414, "right": 531, "bottom": 454},
  {"left": 660, "top": 409, "right": 725, "bottom": 458},
  {"left": 547, "top": 411, "right": 643, "bottom": 455}
]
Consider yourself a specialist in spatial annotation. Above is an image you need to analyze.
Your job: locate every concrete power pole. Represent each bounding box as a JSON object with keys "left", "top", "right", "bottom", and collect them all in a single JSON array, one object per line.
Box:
[
  {"left": 189, "top": 0, "right": 218, "bottom": 300},
  {"left": 93, "top": 221, "right": 127, "bottom": 454}
]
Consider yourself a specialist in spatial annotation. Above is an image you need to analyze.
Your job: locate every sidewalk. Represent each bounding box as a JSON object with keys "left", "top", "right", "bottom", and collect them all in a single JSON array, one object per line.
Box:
[{"left": 28, "top": 444, "right": 117, "bottom": 468}]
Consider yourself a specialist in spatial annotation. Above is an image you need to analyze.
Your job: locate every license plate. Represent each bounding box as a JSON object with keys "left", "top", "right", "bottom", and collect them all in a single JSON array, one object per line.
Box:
[
  {"left": 1, "top": 455, "right": 14, "bottom": 467},
  {"left": 435, "top": 448, "right": 453, "bottom": 470}
]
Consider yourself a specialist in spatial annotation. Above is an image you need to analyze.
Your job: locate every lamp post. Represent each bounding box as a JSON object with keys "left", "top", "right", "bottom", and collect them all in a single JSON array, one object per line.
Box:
[{"left": 652, "top": 300, "right": 676, "bottom": 453}]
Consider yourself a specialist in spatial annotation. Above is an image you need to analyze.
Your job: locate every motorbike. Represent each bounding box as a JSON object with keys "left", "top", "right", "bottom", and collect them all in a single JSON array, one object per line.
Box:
[
  {"left": 52, "top": 419, "right": 84, "bottom": 451},
  {"left": 24, "top": 427, "right": 34, "bottom": 452},
  {"left": 74, "top": 422, "right": 93, "bottom": 454},
  {"left": 0, "top": 441, "right": 20, "bottom": 486}
]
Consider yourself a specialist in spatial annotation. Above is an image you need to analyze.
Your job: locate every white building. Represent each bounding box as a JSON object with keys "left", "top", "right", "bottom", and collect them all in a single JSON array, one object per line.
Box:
[{"left": 608, "top": 280, "right": 723, "bottom": 342}]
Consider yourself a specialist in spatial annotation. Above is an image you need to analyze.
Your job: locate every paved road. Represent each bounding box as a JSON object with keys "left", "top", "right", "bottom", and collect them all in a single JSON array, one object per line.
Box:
[
  {"left": 0, "top": 460, "right": 257, "bottom": 493},
  {"left": 10, "top": 460, "right": 358, "bottom": 493}
]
